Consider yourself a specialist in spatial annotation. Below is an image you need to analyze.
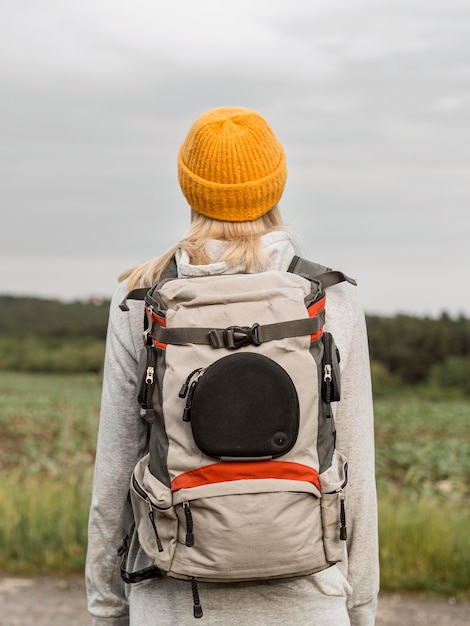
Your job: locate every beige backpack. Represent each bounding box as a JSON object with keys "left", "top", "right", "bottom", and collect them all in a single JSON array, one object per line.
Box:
[{"left": 119, "top": 257, "right": 355, "bottom": 618}]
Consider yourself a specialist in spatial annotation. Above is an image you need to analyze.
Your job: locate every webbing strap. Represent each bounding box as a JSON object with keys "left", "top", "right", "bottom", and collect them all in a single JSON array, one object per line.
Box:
[
  {"left": 119, "top": 256, "right": 178, "bottom": 311},
  {"left": 315, "top": 270, "right": 356, "bottom": 288},
  {"left": 288, "top": 256, "right": 357, "bottom": 288},
  {"left": 151, "top": 310, "right": 325, "bottom": 349},
  {"left": 119, "top": 287, "right": 148, "bottom": 311},
  {"left": 118, "top": 534, "right": 163, "bottom": 584}
]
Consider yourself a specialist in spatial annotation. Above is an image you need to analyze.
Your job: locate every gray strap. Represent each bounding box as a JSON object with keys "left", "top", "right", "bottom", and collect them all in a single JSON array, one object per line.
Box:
[
  {"left": 288, "top": 255, "right": 357, "bottom": 287},
  {"left": 316, "top": 270, "right": 357, "bottom": 288},
  {"left": 119, "top": 287, "right": 148, "bottom": 311},
  {"left": 152, "top": 311, "right": 325, "bottom": 349},
  {"left": 119, "top": 256, "right": 179, "bottom": 311},
  {"left": 287, "top": 256, "right": 330, "bottom": 277}
]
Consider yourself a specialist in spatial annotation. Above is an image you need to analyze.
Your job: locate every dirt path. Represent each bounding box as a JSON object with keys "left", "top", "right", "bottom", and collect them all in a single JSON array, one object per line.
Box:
[{"left": 0, "top": 575, "right": 469, "bottom": 625}]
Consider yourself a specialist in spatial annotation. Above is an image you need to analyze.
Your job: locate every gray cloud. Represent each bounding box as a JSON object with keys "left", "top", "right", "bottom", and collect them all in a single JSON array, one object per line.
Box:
[{"left": 1, "top": 0, "right": 469, "bottom": 316}]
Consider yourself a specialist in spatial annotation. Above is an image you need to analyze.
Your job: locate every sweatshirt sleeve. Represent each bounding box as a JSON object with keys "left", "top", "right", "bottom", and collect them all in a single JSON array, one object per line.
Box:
[
  {"left": 328, "top": 286, "right": 380, "bottom": 626},
  {"left": 86, "top": 285, "right": 148, "bottom": 626}
]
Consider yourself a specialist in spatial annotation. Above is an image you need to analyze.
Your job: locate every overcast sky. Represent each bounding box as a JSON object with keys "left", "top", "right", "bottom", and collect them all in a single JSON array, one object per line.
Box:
[{"left": 1, "top": 0, "right": 469, "bottom": 317}]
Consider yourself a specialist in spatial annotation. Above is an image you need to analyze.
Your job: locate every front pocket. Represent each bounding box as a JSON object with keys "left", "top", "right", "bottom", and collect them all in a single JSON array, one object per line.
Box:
[
  {"left": 319, "top": 450, "right": 348, "bottom": 564},
  {"left": 130, "top": 455, "right": 178, "bottom": 573},
  {"left": 170, "top": 491, "right": 328, "bottom": 582},
  {"left": 184, "top": 353, "right": 300, "bottom": 460}
]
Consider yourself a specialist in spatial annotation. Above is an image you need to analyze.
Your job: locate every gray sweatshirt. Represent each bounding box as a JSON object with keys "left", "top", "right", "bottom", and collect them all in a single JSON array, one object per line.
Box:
[{"left": 86, "top": 231, "right": 379, "bottom": 625}]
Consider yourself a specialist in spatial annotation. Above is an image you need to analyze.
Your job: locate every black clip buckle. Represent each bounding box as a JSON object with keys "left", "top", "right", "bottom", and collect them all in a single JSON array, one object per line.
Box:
[
  {"left": 142, "top": 305, "right": 154, "bottom": 345},
  {"left": 224, "top": 323, "right": 261, "bottom": 349}
]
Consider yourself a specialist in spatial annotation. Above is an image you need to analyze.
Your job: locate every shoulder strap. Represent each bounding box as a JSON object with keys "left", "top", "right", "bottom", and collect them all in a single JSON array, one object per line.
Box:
[
  {"left": 119, "top": 256, "right": 178, "bottom": 311},
  {"left": 287, "top": 256, "right": 357, "bottom": 288},
  {"left": 120, "top": 254, "right": 355, "bottom": 312}
]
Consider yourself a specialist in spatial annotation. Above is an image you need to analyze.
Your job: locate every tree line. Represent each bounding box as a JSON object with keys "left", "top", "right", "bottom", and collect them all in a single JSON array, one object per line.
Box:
[
  {"left": 1, "top": 296, "right": 469, "bottom": 395},
  {"left": 0, "top": 296, "right": 110, "bottom": 374},
  {"left": 367, "top": 312, "right": 470, "bottom": 379},
  {"left": 367, "top": 313, "right": 470, "bottom": 396}
]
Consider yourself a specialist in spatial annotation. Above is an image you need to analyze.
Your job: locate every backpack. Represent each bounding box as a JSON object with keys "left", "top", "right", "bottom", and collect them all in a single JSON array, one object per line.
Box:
[{"left": 118, "top": 256, "right": 356, "bottom": 618}]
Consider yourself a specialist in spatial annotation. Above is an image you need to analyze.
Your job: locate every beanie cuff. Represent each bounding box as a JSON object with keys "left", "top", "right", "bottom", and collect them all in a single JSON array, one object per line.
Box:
[{"left": 178, "top": 146, "right": 287, "bottom": 222}]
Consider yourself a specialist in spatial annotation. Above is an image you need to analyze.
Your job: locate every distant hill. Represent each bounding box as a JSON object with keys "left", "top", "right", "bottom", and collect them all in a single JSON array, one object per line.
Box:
[
  {"left": 1, "top": 296, "right": 469, "bottom": 389},
  {"left": 0, "top": 295, "right": 110, "bottom": 339}
]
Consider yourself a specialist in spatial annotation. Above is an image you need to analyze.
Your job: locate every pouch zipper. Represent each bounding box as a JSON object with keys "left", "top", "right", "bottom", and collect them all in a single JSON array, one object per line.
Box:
[
  {"left": 325, "top": 462, "right": 348, "bottom": 541},
  {"left": 138, "top": 346, "right": 158, "bottom": 420},
  {"left": 191, "top": 577, "right": 203, "bottom": 619},
  {"left": 132, "top": 475, "right": 164, "bottom": 552},
  {"left": 145, "top": 361, "right": 155, "bottom": 408},
  {"left": 183, "top": 501, "right": 195, "bottom": 547},
  {"left": 324, "top": 363, "right": 332, "bottom": 409},
  {"left": 179, "top": 368, "right": 206, "bottom": 422},
  {"left": 339, "top": 494, "right": 347, "bottom": 540},
  {"left": 185, "top": 506, "right": 202, "bottom": 618},
  {"left": 322, "top": 332, "right": 340, "bottom": 407}
]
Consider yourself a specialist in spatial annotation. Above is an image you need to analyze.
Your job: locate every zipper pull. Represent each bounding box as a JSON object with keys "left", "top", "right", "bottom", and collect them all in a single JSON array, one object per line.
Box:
[
  {"left": 182, "top": 382, "right": 194, "bottom": 422},
  {"left": 191, "top": 577, "right": 203, "bottom": 619},
  {"left": 144, "top": 364, "right": 156, "bottom": 421},
  {"left": 147, "top": 498, "right": 163, "bottom": 552},
  {"left": 145, "top": 366, "right": 155, "bottom": 384},
  {"left": 323, "top": 363, "right": 332, "bottom": 415},
  {"left": 179, "top": 367, "right": 204, "bottom": 398},
  {"left": 339, "top": 493, "right": 347, "bottom": 541},
  {"left": 181, "top": 370, "right": 205, "bottom": 422},
  {"left": 179, "top": 381, "right": 190, "bottom": 399},
  {"left": 324, "top": 364, "right": 332, "bottom": 382},
  {"left": 183, "top": 502, "right": 195, "bottom": 547}
]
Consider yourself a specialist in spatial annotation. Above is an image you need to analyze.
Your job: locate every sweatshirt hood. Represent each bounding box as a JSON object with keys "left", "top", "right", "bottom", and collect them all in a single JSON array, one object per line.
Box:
[{"left": 175, "top": 231, "right": 298, "bottom": 278}]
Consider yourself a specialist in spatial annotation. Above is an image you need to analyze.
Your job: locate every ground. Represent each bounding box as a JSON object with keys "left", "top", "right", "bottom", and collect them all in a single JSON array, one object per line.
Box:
[{"left": 0, "top": 575, "right": 469, "bottom": 625}]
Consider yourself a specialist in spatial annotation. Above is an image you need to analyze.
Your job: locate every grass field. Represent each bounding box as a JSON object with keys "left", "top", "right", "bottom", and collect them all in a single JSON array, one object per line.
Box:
[
  {"left": 0, "top": 372, "right": 469, "bottom": 597},
  {"left": 374, "top": 398, "right": 470, "bottom": 597}
]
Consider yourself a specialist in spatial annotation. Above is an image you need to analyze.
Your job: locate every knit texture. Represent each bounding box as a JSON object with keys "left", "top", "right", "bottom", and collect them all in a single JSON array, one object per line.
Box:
[{"left": 178, "top": 107, "right": 287, "bottom": 221}]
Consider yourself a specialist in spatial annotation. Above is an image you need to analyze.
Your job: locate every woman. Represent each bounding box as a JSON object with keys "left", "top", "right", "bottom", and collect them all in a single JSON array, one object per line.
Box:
[{"left": 86, "top": 107, "right": 379, "bottom": 625}]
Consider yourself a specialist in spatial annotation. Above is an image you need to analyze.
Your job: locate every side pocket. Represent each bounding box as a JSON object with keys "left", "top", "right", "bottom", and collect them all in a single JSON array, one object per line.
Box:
[
  {"left": 130, "top": 454, "right": 178, "bottom": 573},
  {"left": 317, "top": 332, "right": 341, "bottom": 474},
  {"left": 137, "top": 345, "right": 158, "bottom": 422},
  {"left": 319, "top": 451, "right": 348, "bottom": 564},
  {"left": 321, "top": 332, "right": 341, "bottom": 405}
]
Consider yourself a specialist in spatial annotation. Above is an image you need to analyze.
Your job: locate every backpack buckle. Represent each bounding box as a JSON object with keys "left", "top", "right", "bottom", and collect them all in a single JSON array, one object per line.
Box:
[
  {"left": 143, "top": 305, "right": 154, "bottom": 345},
  {"left": 224, "top": 323, "right": 261, "bottom": 349}
]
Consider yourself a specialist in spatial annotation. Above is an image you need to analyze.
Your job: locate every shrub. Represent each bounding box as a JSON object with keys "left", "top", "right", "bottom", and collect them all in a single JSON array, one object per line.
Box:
[
  {"left": 428, "top": 357, "right": 470, "bottom": 397},
  {"left": 370, "top": 360, "right": 401, "bottom": 398},
  {"left": 0, "top": 335, "right": 105, "bottom": 374}
]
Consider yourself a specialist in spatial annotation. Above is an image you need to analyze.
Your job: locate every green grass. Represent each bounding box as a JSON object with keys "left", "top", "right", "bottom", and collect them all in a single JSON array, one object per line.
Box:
[
  {"left": 0, "top": 472, "right": 92, "bottom": 573},
  {"left": 374, "top": 397, "right": 470, "bottom": 599},
  {"left": 0, "top": 372, "right": 100, "bottom": 476},
  {"left": 0, "top": 372, "right": 469, "bottom": 598},
  {"left": 374, "top": 398, "right": 470, "bottom": 496},
  {"left": 379, "top": 490, "right": 470, "bottom": 598},
  {"left": 0, "top": 372, "right": 100, "bottom": 574}
]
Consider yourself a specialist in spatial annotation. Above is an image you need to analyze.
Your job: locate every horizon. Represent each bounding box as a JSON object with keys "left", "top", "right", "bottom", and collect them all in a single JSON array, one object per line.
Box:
[{"left": 2, "top": 0, "right": 468, "bottom": 318}]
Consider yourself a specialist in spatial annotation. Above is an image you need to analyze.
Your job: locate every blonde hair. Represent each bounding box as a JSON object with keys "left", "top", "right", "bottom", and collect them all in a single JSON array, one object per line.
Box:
[{"left": 120, "top": 206, "right": 290, "bottom": 289}]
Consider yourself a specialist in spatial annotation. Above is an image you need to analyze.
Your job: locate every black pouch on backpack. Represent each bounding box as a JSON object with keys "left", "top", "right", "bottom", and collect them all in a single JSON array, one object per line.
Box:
[{"left": 185, "top": 352, "right": 300, "bottom": 460}]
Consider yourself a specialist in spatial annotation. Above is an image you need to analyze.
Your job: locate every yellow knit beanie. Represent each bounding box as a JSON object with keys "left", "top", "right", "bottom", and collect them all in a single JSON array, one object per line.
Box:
[{"left": 178, "top": 107, "right": 287, "bottom": 222}]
